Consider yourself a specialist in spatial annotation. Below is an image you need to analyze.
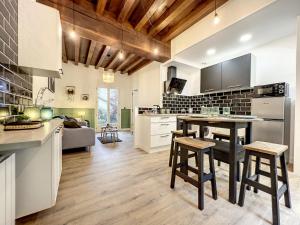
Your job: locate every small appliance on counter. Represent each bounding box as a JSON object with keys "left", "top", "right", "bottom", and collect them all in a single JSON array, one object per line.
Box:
[{"left": 253, "top": 82, "right": 288, "bottom": 98}]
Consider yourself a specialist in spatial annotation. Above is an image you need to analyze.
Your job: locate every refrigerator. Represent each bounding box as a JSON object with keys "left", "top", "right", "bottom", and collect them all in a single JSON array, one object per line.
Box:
[{"left": 251, "top": 97, "right": 291, "bottom": 162}]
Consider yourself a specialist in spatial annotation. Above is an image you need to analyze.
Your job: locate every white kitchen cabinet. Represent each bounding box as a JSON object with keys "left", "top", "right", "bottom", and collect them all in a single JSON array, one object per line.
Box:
[
  {"left": 0, "top": 154, "right": 15, "bottom": 225},
  {"left": 18, "top": 0, "right": 62, "bottom": 77},
  {"left": 135, "top": 115, "right": 177, "bottom": 153},
  {"left": 15, "top": 124, "right": 63, "bottom": 218}
]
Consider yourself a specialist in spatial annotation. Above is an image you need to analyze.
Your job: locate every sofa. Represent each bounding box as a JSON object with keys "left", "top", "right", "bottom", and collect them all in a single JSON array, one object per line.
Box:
[{"left": 54, "top": 116, "right": 96, "bottom": 150}]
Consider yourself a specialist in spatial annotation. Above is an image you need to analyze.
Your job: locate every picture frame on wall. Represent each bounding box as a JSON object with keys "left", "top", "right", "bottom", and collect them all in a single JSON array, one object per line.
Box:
[{"left": 48, "top": 77, "right": 55, "bottom": 93}]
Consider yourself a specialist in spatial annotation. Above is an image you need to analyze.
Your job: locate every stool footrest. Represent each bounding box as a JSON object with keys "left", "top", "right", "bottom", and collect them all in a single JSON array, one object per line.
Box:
[
  {"left": 175, "top": 171, "right": 214, "bottom": 188},
  {"left": 257, "top": 169, "right": 284, "bottom": 182},
  {"left": 244, "top": 177, "right": 272, "bottom": 195}
]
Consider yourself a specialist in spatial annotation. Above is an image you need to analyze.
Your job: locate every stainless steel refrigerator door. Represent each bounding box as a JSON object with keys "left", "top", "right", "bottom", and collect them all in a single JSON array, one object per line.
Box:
[
  {"left": 252, "top": 120, "right": 284, "bottom": 144},
  {"left": 251, "top": 97, "right": 285, "bottom": 120}
]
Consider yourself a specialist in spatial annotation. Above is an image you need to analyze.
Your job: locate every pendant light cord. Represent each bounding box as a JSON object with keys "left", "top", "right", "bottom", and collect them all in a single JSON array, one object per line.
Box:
[
  {"left": 73, "top": 0, "right": 75, "bottom": 30},
  {"left": 214, "top": 0, "right": 217, "bottom": 15}
]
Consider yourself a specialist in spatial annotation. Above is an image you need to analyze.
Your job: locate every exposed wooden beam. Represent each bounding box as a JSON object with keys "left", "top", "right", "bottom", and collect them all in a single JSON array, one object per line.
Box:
[
  {"left": 161, "top": 0, "right": 228, "bottom": 42},
  {"left": 38, "top": 0, "right": 170, "bottom": 62},
  {"left": 74, "top": 37, "right": 80, "bottom": 65},
  {"left": 85, "top": 40, "right": 96, "bottom": 67},
  {"left": 122, "top": 57, "right": 145, "bottom": 74},
  {"left": 148, "top": 0, "right": 196, "bottom": 37},
  {"left": 115, "top": 53, "right": 135, "bottom": 72},
  {"left": 128, "top": 59, "right": 152, "bottom": 75},
  {"left": 135, "top": 0, "right": 167, "bottom": 31},
  {"left": 106, "top": 50, "right": 120, "bottom": 69},
  {"left": 96, "top": 0, "right": 107, "bottom": 15},
  {"left": 62, "top": 33, "right": 68, "bottom": 63},
  {"left": 118, "top": 0, "right": 138, "bottom": 23},
  {"left": 96, "top": 45, "right": 111, "bottom": 69}
]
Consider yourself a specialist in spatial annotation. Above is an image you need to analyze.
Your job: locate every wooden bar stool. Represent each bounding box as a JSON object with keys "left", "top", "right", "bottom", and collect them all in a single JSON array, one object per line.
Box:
[
  {"left": 170, "top": 137, "right": 217, "bottom": 210},
  {"left": 169, "top": 130, "right": 197, "bottom": 167},
  {"left": 238, "top": 141, "right": 291, "bottom": 225}
]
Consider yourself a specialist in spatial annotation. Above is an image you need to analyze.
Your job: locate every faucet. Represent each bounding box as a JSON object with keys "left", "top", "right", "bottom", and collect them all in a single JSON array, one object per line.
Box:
[{"left": 153, "top": 105, "right": 161, "bottom": 114}]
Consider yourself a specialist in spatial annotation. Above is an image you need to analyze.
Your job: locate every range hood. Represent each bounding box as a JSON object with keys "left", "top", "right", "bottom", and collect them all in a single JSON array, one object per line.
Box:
[{"left": 164, "top": 66, "right": 186, "bottom": 94}]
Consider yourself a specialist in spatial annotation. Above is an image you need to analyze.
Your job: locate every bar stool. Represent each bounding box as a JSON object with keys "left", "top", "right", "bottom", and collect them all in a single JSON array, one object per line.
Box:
[
  {"left": 169, "top": 130, "right": 197, "bottom": 167},
  {"left": 238, "top": 141, "right": 291, "bottom": 225},
  {"left": 170, "top": 137, "right": 217, "bottom": 210}
]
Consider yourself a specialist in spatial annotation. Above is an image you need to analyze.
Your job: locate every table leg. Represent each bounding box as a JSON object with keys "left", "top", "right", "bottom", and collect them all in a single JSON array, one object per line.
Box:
[
  {"left": 180, "top": 121, "right": 188, "bottom": 178},
  {"left": 229, "top": 125, "right": 238, "bottom": 204},
  {"left": 199, "top": 126, "right": 205, "bottom": 139}
]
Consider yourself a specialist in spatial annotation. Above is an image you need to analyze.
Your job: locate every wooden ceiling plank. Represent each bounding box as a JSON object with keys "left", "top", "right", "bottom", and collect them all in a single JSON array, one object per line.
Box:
[
  {"left": 96, "top": 0, "right": 108, "bottom": 15},
  {"left": 118, "top": 0, "right": 138, "bottom": 23},
  {"left": 74, "top": 37, "right": 80, "bottom": 65},
  {"left": 37, "top": 0, "right": 170, "bottom": 62},
  {"left": 148, "top": 0, "right": 196, "bottom": 37},
  {"left": 85, "top": 40, "right": 97, "bottom": 67},
  {"left": 96, "top": 45, "right": 111, "bottom": 69},
  {"left": 161, "top": 0, "right": 228, "bottom": 42},
  {"left": 128, "top": 59, "right": 152, "bottom": 75},
  {"left": 122, "top": 57, "right": 145, "bottom": 74},
  {"left": 62, "top": 33, "right": 68, "bottom": 63},
  {"left": 106, "top": 50, "right": 120, "bottom": 69},
  {"left": 115, "top": 53, "right": 135, "bottom": 72},
  {"left": 135, "top": 0, "right": 166, "bottom": 31}
]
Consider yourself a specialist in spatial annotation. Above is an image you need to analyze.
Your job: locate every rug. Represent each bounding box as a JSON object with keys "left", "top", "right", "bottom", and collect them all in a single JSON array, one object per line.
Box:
[{"left": 97, "top": 136, "right": 122, "bottom": 144}]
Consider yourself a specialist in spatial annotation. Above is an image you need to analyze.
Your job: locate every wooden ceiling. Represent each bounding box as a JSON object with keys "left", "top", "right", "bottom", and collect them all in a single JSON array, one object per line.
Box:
[{"left": 38, "top": 0, "right": 228, "bottom": 75}]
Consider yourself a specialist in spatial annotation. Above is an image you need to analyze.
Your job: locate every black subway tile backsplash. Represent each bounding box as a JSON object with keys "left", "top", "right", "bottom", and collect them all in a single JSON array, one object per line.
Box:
[{"left": 162, "top": 88, "right": 253, "bottom": 115}]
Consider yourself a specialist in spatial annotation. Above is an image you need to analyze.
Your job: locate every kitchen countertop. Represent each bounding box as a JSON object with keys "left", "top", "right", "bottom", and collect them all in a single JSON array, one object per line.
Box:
[
  {"left": 177, "top": 115, "right": 263, "bottom": 123},
  {"left": 137, "top": 113, "right": 201, "bottom": 117},
  {"left": 0, "top": 119, "right": 64, "bottom": 152}
]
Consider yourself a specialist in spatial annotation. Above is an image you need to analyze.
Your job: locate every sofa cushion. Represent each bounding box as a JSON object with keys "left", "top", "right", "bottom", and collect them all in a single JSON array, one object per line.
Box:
[{"left": 63, "top": 120, "right": 81, "bottom": 128}]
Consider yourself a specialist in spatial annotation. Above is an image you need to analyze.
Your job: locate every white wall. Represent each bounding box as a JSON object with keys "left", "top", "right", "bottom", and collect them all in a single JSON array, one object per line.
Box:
[
  {"left": 131, "top": 61, "right": 161, "bottom": 107},
  {"left": 54, "top": 63, "right": 132, "bottom": 110},
  {"left": 171, "top": 0, "right": 275, "bottom": 57},
  {"left": 294, "top": 17, "right": 300, "bottom": 175}
]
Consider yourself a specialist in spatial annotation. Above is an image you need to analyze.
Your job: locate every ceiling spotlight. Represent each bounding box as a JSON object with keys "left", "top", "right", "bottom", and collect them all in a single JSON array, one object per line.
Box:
[
  {"left": 118, "top": 51, "right": 124, "bottom": 60},
  {"left": 213, "top": 13, "right": 220, "bottom": 25},
  {"left": 69, "top": 30, "right": 76, "bottom": 39},
  {"left": 153, "top": 48, "right": 159, "bottom": 55},
  {"left": 240, "top": 33, "right": 252, "bottom": 43},
  {"left": 206, "top": 48, "right": 216, "bottom": 56}
]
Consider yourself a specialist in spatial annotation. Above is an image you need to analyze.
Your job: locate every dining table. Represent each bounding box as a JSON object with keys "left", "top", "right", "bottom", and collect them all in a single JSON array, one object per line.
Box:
[{"left": 177, "top": 115, "right": 263, "bottom": 204}]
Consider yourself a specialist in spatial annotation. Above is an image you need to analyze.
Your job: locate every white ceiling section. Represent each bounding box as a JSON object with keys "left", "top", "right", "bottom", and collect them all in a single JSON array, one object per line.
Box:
[{"left": 174, "top": 0, "right": 300, "bottom": 68}]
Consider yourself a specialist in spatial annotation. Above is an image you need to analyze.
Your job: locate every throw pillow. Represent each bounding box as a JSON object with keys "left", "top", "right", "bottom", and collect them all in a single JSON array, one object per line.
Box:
[{"left": 63, "top": 121, "right": 81, "bottom": 128}]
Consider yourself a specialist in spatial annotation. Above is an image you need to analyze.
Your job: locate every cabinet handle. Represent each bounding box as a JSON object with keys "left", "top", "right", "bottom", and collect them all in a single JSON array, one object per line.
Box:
[
  {"left": 160, "top": 135, "right": 170, "bottom": 138},
  {"left": 227, "top": 85, "right": 241, "bottom": 89},
  {"left": 160, "top": 123, "right": 170, "bottom": 126},
  {"left": 205, "top": 89, "right": 214, "bottom": 92},
  {"left": 160, "top": 117, "right": 170, "bottom": 120}
]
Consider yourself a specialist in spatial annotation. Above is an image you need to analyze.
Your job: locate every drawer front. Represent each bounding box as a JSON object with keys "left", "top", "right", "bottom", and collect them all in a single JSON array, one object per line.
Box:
[
  {"left": 151, "top": 122, "right": 176, "bottom": 135},
  {"left": 151, "top": 134, "right": 172, "bottom": 148},
  {"left": 150, "top": 116, "right": 176, "bottom": 123}
]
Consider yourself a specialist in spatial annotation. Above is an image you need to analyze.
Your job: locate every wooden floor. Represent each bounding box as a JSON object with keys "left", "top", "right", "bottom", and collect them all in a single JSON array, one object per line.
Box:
[{"left": 17, "top": 132, "right": 300, "bottom": 225}]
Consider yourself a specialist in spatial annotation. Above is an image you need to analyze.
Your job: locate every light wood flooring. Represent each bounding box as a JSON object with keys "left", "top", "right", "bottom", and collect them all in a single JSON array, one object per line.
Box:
[{"left": 17, "top": 132, "right": 300, "bottom": 225}]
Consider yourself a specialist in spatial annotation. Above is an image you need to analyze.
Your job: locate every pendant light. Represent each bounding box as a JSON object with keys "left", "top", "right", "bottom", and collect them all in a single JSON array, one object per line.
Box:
[
  {"left": 213, "top": 0, "right": 220, "bottom": 25},
  {"left": 118, "top": 24, "right": 125, "bottom": 60},
  {"left": 69, "top": 0, "right": 77, "bottom": 39}
]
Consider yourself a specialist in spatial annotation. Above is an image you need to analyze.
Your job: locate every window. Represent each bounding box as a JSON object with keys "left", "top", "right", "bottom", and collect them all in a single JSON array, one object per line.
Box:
[{"left": 97, "top": 88, "right": 119, "bottom": 128}]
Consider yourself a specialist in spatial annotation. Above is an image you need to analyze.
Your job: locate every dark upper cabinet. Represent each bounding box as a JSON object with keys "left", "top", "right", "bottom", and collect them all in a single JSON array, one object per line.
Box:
[
  {"left": 200, "top": 63, "right": 222, "bottom": 93},
  {"left": 200, "top": 54, "right": 251, "bottom": 93},
  {"left": 221, "top": 54, "right": 251, "bottom": 89}
]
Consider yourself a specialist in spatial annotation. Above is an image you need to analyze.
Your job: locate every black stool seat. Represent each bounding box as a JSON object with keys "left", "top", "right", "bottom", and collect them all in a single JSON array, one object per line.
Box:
[
  {"left": 238, "top": 141, "right": 291, "bottom": 225},
  {"left": 170, "top": 137, "right": 217, "bottom": 210}
]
